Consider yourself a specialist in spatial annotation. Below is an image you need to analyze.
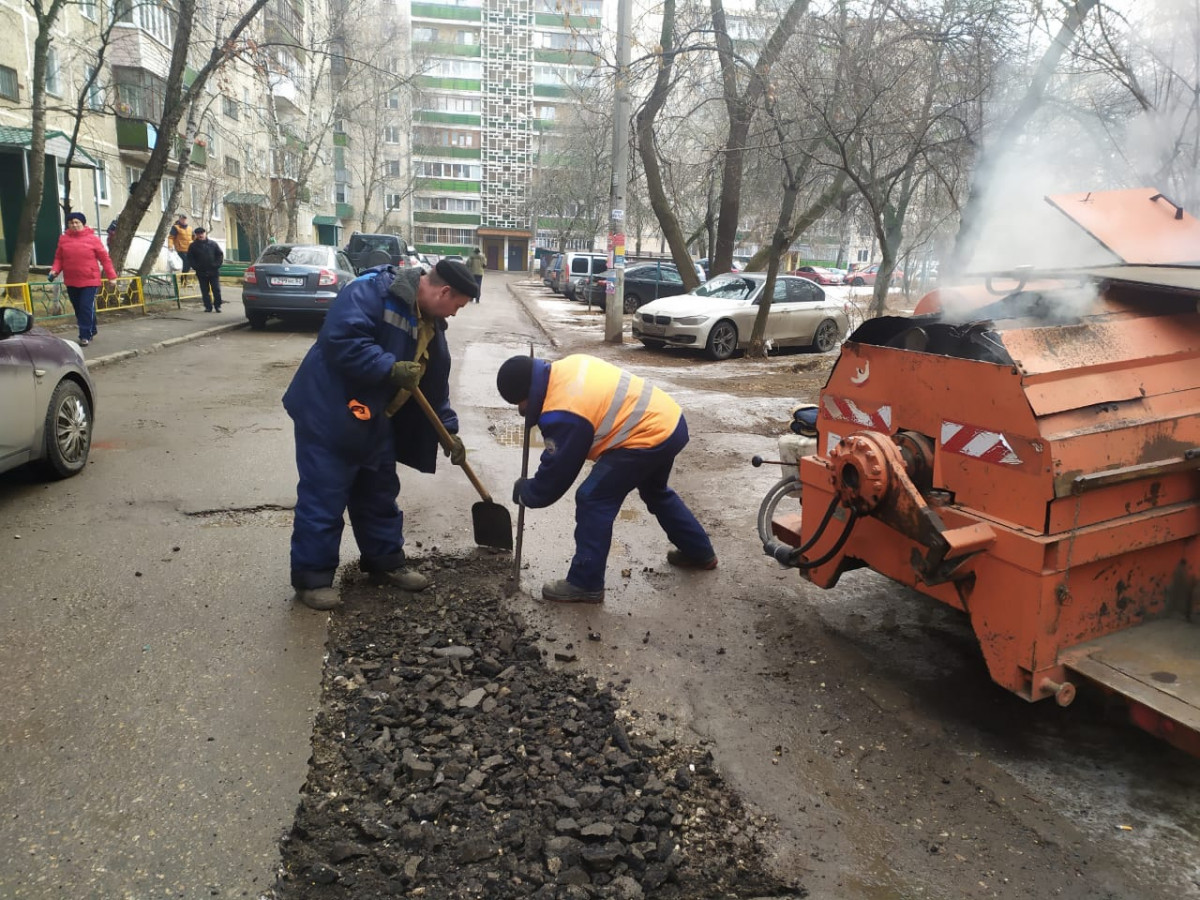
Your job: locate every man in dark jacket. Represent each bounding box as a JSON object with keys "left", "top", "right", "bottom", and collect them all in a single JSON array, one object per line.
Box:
[
  {"left": 185, "top": 228, "right": 225, "bottom": 312},
  {"left": 283, "top": 259, "right": 479, "bottom": 610}
]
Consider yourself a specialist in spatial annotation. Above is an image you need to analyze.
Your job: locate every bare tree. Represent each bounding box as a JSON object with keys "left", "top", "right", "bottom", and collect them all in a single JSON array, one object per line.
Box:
[
  {"left": 107, "top": 0, "right": 272, "bottom": 272},
  {"left": 7, "top": 0, "right": 69, "bottom": 285}
]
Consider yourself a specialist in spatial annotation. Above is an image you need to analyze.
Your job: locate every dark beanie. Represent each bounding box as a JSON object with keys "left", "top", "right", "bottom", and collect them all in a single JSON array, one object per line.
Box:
[
  {"left": 434, "top": 259, "right": 480, "bottom": 300},
  {"left": 497, "top": 355, "right": 534, "bottom": 404},
  {"left": 67, "top": 211, "right": 87, "bottom": 225}
]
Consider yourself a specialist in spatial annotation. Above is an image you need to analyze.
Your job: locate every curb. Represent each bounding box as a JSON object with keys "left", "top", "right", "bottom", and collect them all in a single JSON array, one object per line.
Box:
[
  {"left": 505, "top": 279, "right": 560, "bottom": 350},
  {"left": 85, "top": 320, "right": 248, "bottom": 370}
]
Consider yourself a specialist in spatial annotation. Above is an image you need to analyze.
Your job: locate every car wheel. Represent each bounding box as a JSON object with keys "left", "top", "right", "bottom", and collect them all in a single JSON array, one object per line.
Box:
[
  {"left": 705, "top": 320, "right": 738, "bottom": 360},
  {"left": 851, "top": 277, "right": 865, "bottom": 286},
  {"left": 623, "top": 292, "right": 642, "bottom": 314},
  {"left": 41, "top": 379, "right": 91, "bottom": 479},
  {"left": 639, "top": 339, "right": 665, "bottom": 350},
  {"left": 246, "top": 312, "right": 269, "bottom": 329},
  {"left": 811, "top": 318, "right": 841, "bottom": 352}
]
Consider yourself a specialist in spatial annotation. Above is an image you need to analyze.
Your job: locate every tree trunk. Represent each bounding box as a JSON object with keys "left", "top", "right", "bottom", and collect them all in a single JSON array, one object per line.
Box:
[
  {"left": 634, "top": 0, "right": 698, "bottom": 289},
  {"left": 7, "top": 3, "right": 66, "bottom": 286},
  {"left": 747, "top": 169, "right": 799, "bottom": 358},
  {"left": 138, "top": 105, "right": 203, "bottom": 279}
]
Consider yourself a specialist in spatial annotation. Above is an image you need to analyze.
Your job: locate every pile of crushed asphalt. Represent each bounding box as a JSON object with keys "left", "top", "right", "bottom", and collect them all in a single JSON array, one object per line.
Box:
[{"left": 266, "top": 553, "right": 805, "bottom": 899}]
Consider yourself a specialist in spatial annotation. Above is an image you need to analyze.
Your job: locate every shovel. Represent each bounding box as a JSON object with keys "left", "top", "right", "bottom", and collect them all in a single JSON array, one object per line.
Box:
[
  {"left": 404, "top": 385, "right": 513, "bottom": 552},
  {"left": 509, "top": 342, "right": 535, "bottom": 593}
]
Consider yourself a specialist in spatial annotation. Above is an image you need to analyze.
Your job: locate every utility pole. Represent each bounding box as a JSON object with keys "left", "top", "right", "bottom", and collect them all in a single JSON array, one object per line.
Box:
[{"left": 604, "top": 0, "right": 631, "bottom": 342}]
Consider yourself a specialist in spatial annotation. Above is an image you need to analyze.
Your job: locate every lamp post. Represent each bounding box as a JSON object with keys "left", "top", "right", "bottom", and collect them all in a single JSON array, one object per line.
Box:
[{"left": 604, "top": 0, "right": 631, "bottom": 342}]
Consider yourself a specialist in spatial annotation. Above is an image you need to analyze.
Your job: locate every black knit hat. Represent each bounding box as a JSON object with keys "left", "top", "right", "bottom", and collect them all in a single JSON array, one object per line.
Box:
[
  {"left": 434, "top": 259, "right": 480, "bottom": 300},
  {"left": 67, "top": 211, "right": 87, "bottom": 225},
  {"left": 497, "top": 355, "right": 534, "bottom": 404}
]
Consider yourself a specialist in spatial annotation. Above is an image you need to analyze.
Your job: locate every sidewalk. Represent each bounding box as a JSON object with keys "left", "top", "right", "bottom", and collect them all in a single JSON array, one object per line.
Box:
[{"left": 47, "top": 285, "right": 249, "bottom": 370}]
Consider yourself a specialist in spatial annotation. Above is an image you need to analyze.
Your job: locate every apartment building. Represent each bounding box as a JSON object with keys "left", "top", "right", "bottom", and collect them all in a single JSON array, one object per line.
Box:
[
  {"left": 408, "top": 0, "right": 604, "bottom": 271},
  {"left": 0, "top": 0, "right": 339, "bottom": 269}
]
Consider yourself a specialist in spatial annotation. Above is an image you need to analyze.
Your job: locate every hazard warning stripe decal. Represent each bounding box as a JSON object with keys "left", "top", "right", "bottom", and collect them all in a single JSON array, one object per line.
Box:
[
  {"left": 822, "top": 396, "right": 892, "bottom": 431},
  {"left": 940, "top": 421, "right": 1022, "bottom": 466}
]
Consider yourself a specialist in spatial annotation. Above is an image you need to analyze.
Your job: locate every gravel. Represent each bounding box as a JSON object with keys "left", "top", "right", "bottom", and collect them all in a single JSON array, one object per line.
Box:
[{"left": 265, "top": 553, "right": 806, "bottom": 899}]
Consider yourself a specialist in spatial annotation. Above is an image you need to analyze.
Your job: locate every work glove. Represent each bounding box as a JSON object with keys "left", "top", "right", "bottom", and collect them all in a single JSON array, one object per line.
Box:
[
  {"left": 444, "top": 434, "right": 466, "bottom": 466},
  {"left": 389, "top": 360, "right": 423, "bottom": 391},
  {"left": 512, "top": 477, "right": 528, "bottom": 506}
]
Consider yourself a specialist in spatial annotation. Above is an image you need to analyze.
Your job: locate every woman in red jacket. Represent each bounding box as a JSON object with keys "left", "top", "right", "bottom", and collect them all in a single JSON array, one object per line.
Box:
[{"left": 49, "top": 212, "right": 117, "bottom": 346}]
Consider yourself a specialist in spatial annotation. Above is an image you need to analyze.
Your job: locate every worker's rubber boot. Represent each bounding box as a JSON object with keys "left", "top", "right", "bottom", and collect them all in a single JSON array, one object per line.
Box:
[
  {"left": 295, "top": 586, "right": 341, "bottom": 610},
  {"left": 370, "top": 568, "right": 431, "bottom": 592},
  {"left": 666, "top": 549, "right": 718, "bottom": 570},
  {"left": 542, "top": 579, "right": 605, "bottom": 604}
]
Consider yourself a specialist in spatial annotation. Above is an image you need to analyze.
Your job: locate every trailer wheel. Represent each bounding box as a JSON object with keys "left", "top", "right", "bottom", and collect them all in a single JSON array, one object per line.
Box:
[{"left": 757, "top": 474, "right": 802, "bottom": 548}]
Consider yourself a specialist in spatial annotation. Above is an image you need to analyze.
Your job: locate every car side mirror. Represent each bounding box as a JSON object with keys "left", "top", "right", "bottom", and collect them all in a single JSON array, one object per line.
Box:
[{"left": 1, "top": 306, "right": 33, "bottom": 337}]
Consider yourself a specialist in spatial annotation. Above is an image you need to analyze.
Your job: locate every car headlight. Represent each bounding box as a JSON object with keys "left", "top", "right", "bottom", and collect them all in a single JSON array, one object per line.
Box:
[{"left": 673, "top": 315, "right": 710, "bottom": 326}]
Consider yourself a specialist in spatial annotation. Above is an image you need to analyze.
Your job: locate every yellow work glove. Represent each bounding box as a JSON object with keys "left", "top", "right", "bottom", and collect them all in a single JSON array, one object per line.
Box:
[
  {"left": 445, "top": 434, "right": 466, "bottom": 466},
  {"left": 390, "top": 360, "right": 423, "bottom": 391}
]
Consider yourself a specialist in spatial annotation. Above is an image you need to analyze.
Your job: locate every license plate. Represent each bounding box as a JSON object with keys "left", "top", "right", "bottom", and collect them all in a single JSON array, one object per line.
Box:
[
  {"left": 271, "top": 277, "right": 305, "bottom": 286},
  {"left": 640, "top": 323, "right": 665, "bottom": 335}
]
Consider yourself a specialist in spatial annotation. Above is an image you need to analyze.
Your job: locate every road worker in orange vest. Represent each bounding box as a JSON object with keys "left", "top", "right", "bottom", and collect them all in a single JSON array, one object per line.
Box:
[{"left": 497, "top": 353, "right": 717, "bottom": 603}]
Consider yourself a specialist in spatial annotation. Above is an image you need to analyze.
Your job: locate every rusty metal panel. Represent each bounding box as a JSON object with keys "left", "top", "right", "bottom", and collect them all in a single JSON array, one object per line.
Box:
[
  {"left": 1002, "top": 310, "right": 1200, "bottom": 379},
  {"left": 1063, "top": 620, "right": 1200, "bottom": 733},
  {"left": 1046, "top": 188, "right": 1200, "bottom": 265},
  {"left": 1047, "top": 471, "right": 1198, "bottom": 532},
  {"left": 1024, "top": 358, "right": 1198, "bottom": 418}
]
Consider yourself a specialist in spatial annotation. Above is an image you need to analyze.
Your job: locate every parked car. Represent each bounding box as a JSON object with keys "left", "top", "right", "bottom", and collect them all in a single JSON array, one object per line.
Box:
[
  {"left": 544, "top": 254, "right": 565, "bottom": 290},
  {"left": 585, "top": 261, "right": 695, "bottom": 313},
  {"left": 242, "top": 244, "right": 357, "bottom": 329},
  {"left": 630, "top": 273, "right": 849, "bottom": 361},
  {"left": 557, "top": 252, "right": 608, "bottom": 299},
  {"left": 441, "top": 254, "right": 465, "bottom": 264},
  {"left": 0, "top": 306, "right": 96, "bottom": 479},
  {"left": 343, "top": 233, "right": 414, "bottom": 273},
  {"left": 848, "top": 263, "right": 904, "bottom": 287},
  {"left": 697, "top": 257, "right": 744, "bottom": 279},
  {"left": 790, "top": 265, "right": 844, "bottom": 286}
]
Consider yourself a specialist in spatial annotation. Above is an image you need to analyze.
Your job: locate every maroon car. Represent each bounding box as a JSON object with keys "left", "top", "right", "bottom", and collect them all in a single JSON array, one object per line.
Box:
[
  {"left": 0, "top": 306, "right": 97, "bottom": 478},
  {"left": 847, "top": 263, "right": 904, "bottom": 286},
  {"left": 790, "top": 266, "right": 844, "bottom": 286}
]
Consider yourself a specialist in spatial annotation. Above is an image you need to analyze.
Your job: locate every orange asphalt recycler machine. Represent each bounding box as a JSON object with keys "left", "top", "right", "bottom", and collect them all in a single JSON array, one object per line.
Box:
[{"left": 765, "top": 188, "right": 1200, "bottom": 753}]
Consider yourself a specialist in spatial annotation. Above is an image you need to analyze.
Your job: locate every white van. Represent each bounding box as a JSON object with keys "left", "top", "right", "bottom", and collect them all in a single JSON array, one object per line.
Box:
[{"left": 558, "top": 252, "right": 609, "bottom": 300}]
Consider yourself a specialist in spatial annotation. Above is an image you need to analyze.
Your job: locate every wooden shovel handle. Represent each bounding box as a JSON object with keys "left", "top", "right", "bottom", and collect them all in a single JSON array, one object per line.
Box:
[{"left": 407, "top": 385, "right": 493, "bottom": 503}]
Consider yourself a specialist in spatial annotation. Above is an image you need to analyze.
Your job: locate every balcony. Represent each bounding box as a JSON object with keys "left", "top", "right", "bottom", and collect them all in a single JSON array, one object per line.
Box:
[
  {"left": 265, "top": 1, "right": 304, "bottom": 44},
  {"left": 270, "top": 74, "right": 305, "bottom": 113},
  {"left": 336, "top": 202, "right": 355, "bottom": 220},
  {"left": 110, "top": 26, "right": 172, "bottom": 80},
  {"left": 116, "top": 117, "right": 158, "bottom": 152}
]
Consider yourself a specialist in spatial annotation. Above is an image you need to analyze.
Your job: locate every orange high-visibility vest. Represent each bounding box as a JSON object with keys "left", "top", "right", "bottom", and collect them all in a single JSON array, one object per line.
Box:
[{"left": 543, "top": 355, "right": 681, "bottom": 460}]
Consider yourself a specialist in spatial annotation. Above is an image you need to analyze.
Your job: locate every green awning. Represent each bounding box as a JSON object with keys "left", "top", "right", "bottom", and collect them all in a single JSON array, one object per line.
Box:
[
  {"left": 312, "top": 215, "right": 341, "bottom": 226},
  {"left": 0, "top": 127, "right": 100, "bottom": 168},
  {"left": 223, "top": 192, "right": 271, "bottom": 208}
]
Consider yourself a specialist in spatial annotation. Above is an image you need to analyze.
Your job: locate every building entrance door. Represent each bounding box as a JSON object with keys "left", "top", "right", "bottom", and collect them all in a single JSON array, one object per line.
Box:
[
  {"left": 484, "top": 242, "right": 501, "bottom": 270},
  {"left": 507, "top": 241, "right": 527, "bottom": 272}
]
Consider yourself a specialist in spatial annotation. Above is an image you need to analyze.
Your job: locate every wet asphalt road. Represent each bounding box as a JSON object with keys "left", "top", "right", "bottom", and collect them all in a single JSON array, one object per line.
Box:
[{"left": 1, "top": 273, "right": 1197, "bottom": 897}]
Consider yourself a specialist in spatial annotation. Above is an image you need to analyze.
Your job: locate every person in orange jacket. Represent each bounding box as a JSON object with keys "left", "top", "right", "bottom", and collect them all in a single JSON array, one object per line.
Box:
[
  {"left": 497, "top": 353, "right": 717, "bottom": 603},
  {"left": 169, "top": 213, "right": 194, "bottom": 273},
  {"left": 48, "top": 212, "right": 117, "bottom": 346}
]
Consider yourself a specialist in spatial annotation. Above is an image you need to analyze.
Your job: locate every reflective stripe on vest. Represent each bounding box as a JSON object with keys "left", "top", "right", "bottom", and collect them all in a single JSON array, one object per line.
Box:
[{"left": 543, "top": 355, "right": 680, "bottom": 459}]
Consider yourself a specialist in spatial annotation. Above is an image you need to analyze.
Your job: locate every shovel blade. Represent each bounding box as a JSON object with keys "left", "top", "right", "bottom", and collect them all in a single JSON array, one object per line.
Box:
[{"left": 472, "top": 500, "right": 513, "bottom": 551}]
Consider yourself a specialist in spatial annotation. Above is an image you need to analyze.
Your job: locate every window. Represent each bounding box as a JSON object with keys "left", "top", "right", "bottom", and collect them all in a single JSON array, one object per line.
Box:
[
  {"left": 384, "top": 159, "right": 401, "bottom": 177},
  {"left": 384, "top": 126, "right": 401, "bottom": 143},
  {"left": 385, "top": 91, "right": 400, "bottom": 109},
  {"left": 415, "top": 196, "right": 479, "bottom": 212},
  {"left": 160, "top": 176, "right": 175, "bottom": 212},
  {"left": 224, "top": 155, "right": 240, "bottom": 177},
  {"left": 56, "top": 163, "right": 66, "bottom": 200},
  {"left": 856, "top": 249, "right": 868, "bottom": 263},
  {"left": 191, "top": 184, "right": 201, "bottom": 213},
  {"left": 222, "top": 95, "right": 239, "bottom": 119},
  {"left": 335, "top": 182, "right": 349, "bottom": 204},
  {"left": 210, "top": 196, "right": 221, "bottom": 221},
  {"left": 535, "top": 105, "right": 556, "bottom": 120},
  {"left": 415, "top": 161, "right": 479, "bottom": 179},
  {"left": 455, "top": 30, "right": 477, "bottom": 45},
  {"left": 95, "top": 160, "right": 110, "bottom": 204},
  {"left": 113, "top": 66, "right": 165, "bottom": 119},
  {"left": 385, "top": 193, "right": 402, "bottom": 209},
  {"left": 429, "top": 59, "right": 480, "bottom": 79},
  {"left": 413, "top": 27, "right": 437, "bottom": 42},
  {"left": 125, "top": 165, "right": 142, "bottom": 192},
  {"left": 0, "top": 64, "right": 17, "bottom": 101},
  {"left": 81, "top": 0, "right": 97, "bottom": 18},
  {"left": 45, "top": 48, "right": 61, "bottom": 97},
  {"left": 85, "top": 65, "right": 104, "bottom": 111}
]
